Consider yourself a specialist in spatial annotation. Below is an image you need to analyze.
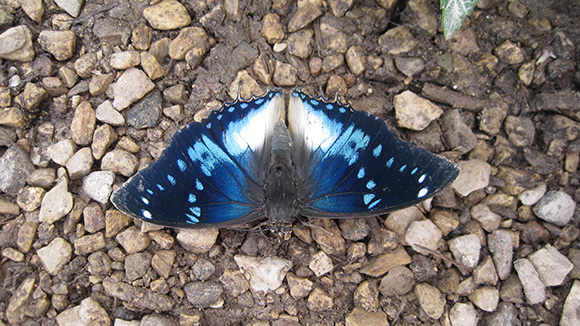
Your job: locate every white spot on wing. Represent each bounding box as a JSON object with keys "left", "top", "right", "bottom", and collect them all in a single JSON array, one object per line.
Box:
[{"left": 418, "top": 187, "right": 429, "bottom": 198}]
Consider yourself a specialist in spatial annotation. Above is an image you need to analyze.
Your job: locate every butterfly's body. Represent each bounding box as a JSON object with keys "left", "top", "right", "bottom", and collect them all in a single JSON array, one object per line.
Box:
[
  {"left": 264, "top": 120, "right": 298, "bottom": 225},
  {"left": 111, "top": 90, "right": 459, "bottom": 228}
]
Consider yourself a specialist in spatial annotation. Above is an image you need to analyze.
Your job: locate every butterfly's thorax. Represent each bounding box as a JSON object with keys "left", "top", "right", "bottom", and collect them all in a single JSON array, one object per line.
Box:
[{"left": 264, "top": 121, "right": 298, "bottom": 224}]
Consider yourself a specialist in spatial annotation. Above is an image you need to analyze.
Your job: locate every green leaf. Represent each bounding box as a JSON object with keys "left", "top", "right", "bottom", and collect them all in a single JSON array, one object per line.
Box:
[{"left": 441, "top": 0, "right": 479, "bottom": 40}]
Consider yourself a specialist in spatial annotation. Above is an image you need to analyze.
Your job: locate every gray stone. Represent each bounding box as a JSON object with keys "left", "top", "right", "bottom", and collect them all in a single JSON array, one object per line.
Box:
[
  {"left": 441, "top": 109, "right": 477, "bottom": 154},
  {"left": 65, "top": 147, "right": 93, "bottom": 180},
  {"left": 39, "top": 177, "right": 73, "bottom": 224},
  {"left": 95, "top": 100, "right": 124, "bottom": 126},
  {"left": 36, "top": 237, "right": 72, "bottom": 275},
  {"left": 0, "top": 25, "right": 35, "bottom": 62},
  {"left": 514, "top": 258, "right": 546, "bottom": 304},
  {"left": 469, "top": 286, "right": 499, "bottom": 312},
  {"left": 379, "top": 265, "right": 415, "bottom": 296},
  {"left": 125, "top": 90, "right": 162, "bottom": 129},
  {"left": 78, "top": 297, "right": 110, "bottom": 326},
  {"left": 518, "top": 182, "right": 546, "bottom": 205},
  {"left": 110, "top": 51, "right": 140, "bottom": 70},
  {"left": 287, "top": 30, "right": 313, "bottom": 59},
  {"left": 93, "top": 17, "right": 131, "bottom": 46},
  {"left": 486, "top": 301, "right": 518, "bottom": 326},
  {"left": 234, "top": 255, "right": 292, "bottom": 293},
  {"left": 288, "top": 3, "right": 323, "bottom": 33},
  {"left": 378, "top": 25, "right": 417, "bottom": 55},
  {"left": 528, "top": 245, "right": 573, "bottom": 286},
  {"left": 533, "top": 190, "right": 576, "bottom": 226},
  {"left": 125, "top": 252, "right": 152, "bottom": 282},
  {"left": 82, "top": 171, "right": 115, "bottom": 205},
  {"left": 504, "top": 116, "right": 535, "bottom": 147},
  {"left": 103, "top": 278, "right": 173, "bottom": 311},
  {"left": 112, "top": 68, "right": 155, "bottom": 110},
  {"left": 488, "top": 230, "right": 513, "bottom": 280},
  {"left": 184, "top": 282, "right": 223, "bottom": 308},
  {"left": 448, "top": 234, "right": 481, "bottom": 269},
  {"left": 0, "top": 146, "right": 34, "bottom": 194},
  {"left": 47, "top": 139, "right": 77, "bottom": 166},
  {"left": 101, "top": 149, "right": 138, "bottom": 177},
  {"left": 449, "top": 302, "right": 478, "bottom": 326},
  {"left": 471, "top": 204, "right": 501, "bottom": 232},
  {"left": 404, "top": 219, "right": 442, "bottom": 255},
  {"left": 394, "top": 91, "right": 443, "bottom": 131},
  {"left": 54, "top": 0, "right": 84, "bottom": 17},
  {"left": 452, "top": 159, "right": 491, "bottom": 197},
  {"left": 395, "top": 57, "right": 425, "bottom": 77},
  {"left": 561, "top": 280, "right": 580, "bottom": 326}
]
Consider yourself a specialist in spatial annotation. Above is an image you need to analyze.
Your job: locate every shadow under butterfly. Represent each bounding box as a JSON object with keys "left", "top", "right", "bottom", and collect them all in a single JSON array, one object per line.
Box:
[{"left": 111, "top": 90, "right": 460, "bottom": 229}]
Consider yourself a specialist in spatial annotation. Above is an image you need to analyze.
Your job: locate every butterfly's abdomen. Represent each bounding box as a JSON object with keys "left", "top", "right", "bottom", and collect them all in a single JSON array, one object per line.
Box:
[{"left": 265, "top": 121, "right": 298, "bottom": 224}]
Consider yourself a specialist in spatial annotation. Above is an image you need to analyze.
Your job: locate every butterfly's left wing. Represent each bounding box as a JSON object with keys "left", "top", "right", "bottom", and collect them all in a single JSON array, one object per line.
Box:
[
  {"left": 111, "top": 90, "right": 284, "bottom": 228},
  {"left": 288, "top": 90, "right": 459, "bottom": 218}
]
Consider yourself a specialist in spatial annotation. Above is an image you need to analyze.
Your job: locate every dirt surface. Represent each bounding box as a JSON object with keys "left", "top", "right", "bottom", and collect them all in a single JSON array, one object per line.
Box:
[{"left": 0, "top": 0, "right": 580, "bottom": 325}]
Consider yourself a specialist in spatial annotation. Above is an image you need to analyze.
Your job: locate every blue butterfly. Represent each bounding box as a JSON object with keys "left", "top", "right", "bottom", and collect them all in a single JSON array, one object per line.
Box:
[{"left": 111, "top": 90, "right": 459, "bottom": 228}]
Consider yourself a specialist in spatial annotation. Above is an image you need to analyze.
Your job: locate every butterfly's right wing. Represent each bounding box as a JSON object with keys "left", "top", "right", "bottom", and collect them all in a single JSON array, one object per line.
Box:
[{"left": 111, "top": 90, "right": 285, "bottom": 228}]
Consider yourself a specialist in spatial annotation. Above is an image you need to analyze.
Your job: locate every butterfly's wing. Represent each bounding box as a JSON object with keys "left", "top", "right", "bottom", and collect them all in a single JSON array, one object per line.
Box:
[
  {"left": 288, "top": 90, "right": 459, "bottom": 218},
  {"left": 111, "top": 90, "right": 285, "bottom": 228}
]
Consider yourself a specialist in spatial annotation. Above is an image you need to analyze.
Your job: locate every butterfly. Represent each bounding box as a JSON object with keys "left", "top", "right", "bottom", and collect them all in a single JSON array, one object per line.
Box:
[{"left": 111, "top": 89, "right": 460, "bottom": 228}]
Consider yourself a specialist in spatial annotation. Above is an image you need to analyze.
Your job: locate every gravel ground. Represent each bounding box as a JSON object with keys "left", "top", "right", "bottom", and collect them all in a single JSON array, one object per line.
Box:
[{"left": 0, "top": 0, "right": 580, "bottom": 325}]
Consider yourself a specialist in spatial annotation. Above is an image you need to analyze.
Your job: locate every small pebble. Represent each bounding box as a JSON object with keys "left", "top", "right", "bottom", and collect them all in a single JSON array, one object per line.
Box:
[
  {"left": 47, "top": 139, "right": 77, "bottom": 166},
  {"left": 0, "top": 25, "right": 35, "bottom": 62},
  {"left": 514, "top": 258, "right": 546, "bottom": 305},
  {"left": 176, "top": 228, "right": 219, "bottom": 254},
  {"left": 65, "top": 147, "right": 93, "bottom": 180},
  {"left": 404, "top": 219, "right": 442, "bottom": 255},
  {"left": 116, "top": 226, "right": 151, "bottom": 254},
  {"left": 415, "top": 283, "right": 445, "bottom": 319},
  {"left": 528, "top": 245, "right": 573, "bottom": 286},
  {"left": 469, "top": 286, "right": 499, "bottom": 312},
  {"left": 143, "top": 0, "right": 191, "bottom": 30},
  {"left": 449, "top": 302, "right": 478, "bottom": 326},
  {"left": 82, "top": 171, "right": 115, "bottom": 205},
  {"left": 452, "top": 160, "right": 491, "bottom": 197},
  {"left": 38, "top": 30, "right": 76, "bottom": 61},
  {"left": 36, "top": 237, "right": 72, "bottom": 275},
  {"left": 234, "top": 255, "right": 292, "bottom": 293},
  {"left": 533, "top": 190, "right": 576, "bottom": 227},
  {"left": 112, "top": 68, "right": 155, "bottom": 110},
  {"left": 38, "top": 177, "right": 73, "bottom": 224},
  {"left": 448, "top": 234, "right": 481, "bottom": 269}
]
